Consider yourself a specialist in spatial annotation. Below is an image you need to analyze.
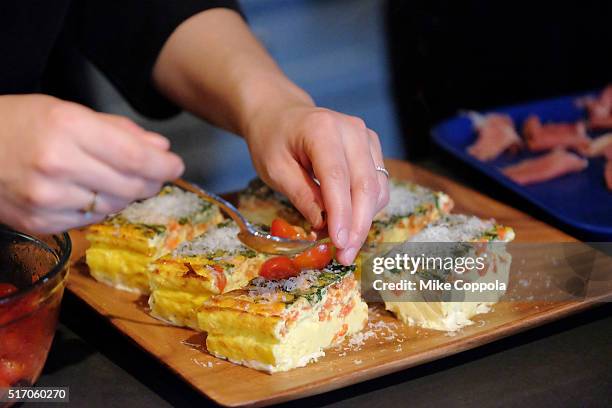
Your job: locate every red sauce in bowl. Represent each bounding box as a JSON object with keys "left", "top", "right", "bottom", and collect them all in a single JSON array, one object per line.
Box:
[{"left": 0, "top": 229, "right": 70, "bottom": 394}]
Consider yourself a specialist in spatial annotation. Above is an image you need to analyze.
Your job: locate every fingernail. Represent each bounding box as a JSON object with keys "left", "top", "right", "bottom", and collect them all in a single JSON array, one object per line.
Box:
[
  {"left": 309, "top": 207, "right": 323, "bottom": 228},
  {"left": 343, "top": 247, "right": 358, "bottom": 264},
  {"left": 336, "top": 227, "right": 349, "bottom": 248},
  {"left": 145, "top": 132, "right": 170, "bottom": 149},
  {"left": 175, "top": 159, "right": 185, "bottom": 177}
]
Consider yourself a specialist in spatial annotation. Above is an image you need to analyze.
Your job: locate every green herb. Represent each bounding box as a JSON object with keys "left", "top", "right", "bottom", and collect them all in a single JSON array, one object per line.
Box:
[
  {"left": 241, "top": 249, "right": 257, "bottom": 258},
  {"left": 143, "top": 224, "right": 166, "bottom": 235}
]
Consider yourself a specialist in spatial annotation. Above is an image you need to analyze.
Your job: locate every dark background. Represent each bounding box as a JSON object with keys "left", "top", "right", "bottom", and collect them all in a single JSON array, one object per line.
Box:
[
  {"left": 386, "top": 0, "right": 612, "bottom": 158},
  {"left": 61, "top": 0, "right": 612, "bottom": 190}
]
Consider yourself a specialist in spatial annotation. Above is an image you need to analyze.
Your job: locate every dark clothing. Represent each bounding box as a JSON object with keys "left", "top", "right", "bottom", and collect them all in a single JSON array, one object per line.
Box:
[
  {"left": 386, "top": 0, "right": 612, "bottom": 158},
  {"left": 0, "top": 0, "right": 241, "bottom": 118}
]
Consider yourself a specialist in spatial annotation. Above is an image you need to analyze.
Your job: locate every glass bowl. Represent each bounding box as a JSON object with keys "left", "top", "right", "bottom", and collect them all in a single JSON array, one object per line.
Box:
[{"left": 0, "top": 226, "right": 71, "bottom": 398}]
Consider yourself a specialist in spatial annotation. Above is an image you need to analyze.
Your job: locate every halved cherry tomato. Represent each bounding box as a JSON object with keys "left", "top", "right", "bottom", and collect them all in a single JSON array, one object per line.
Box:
[
  {"left": 0, "top": 283, "right": 17, "bottom": 298},
  {"left": 259, "top": 256, "right": 299, "bottom": 280},
  {"left": 270, "top": 218, "right": 313, "bottom": 241},
  {"left": 293, "top": 243, "right": 335, "bottom": 271}
]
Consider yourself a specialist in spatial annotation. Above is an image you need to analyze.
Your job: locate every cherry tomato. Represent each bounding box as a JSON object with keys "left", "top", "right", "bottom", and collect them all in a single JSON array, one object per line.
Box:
[
  {"left": 270, "top": 218, "right": 299, "bottom": 239},
  {"left": 259, "top": 256, "right": 299, "bottom": 280},
  {"left": 0, "top": 283, "right": 17, "bottom": 298},
  {"left": 293, "top": 243, "right": 335, "bottom": 271},
  {"left": 270, "top": 218, "right": 312, "bottom": 240}
]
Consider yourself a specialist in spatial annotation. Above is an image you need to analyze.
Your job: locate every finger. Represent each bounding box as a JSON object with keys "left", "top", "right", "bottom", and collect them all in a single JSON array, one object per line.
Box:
[
  {"left": 335, "top": 123, "right": 380, "bottom": 265},
  {"left": 367, "top": 129, "right": 390, "bottom": 212},
  {"left": 139, "top": 131, "right": 171, "bottom": 150},
  {"left": 97, "top": 113, "right": 144, "bottom": 134},
  {"left": 24, "top": 179, "right": 132, "bottom": 214},
  {"left": 8, "top": 204, "right": 106, "bottom": 234},
  {"left": 40, "top": 209, "right": 107, "bottom": 232},
  {"left": 264, "top": 157, "right": 325, "bottom": 229},
  {"left": 75, "top": 115, "right": 183, "bottom": 181},
  {"left": 39, "top": 209, "right": 107, "bottom": 233},
  {"left": 58, "top": 145, "right": 164, "bottom": 200},
  {"left": 61, "top": 188, "right": 132, "bottom": 215},
  {"left": 305, "top": 129, "right": 352, "bottom": 250},
  {"left": 98, "top": 113, "right": 171, "bottom": 150},
  {"left": 90, "top": 192, "right": 133, "bottom": 214}
]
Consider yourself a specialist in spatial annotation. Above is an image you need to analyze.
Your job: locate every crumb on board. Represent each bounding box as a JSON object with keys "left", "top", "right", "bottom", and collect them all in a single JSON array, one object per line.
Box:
[
  {"left": 192, "top": 358, "right": 214, "bottom": 368},
  {"left": 334, "top": 306, "right": 407, "bottom": 355}
]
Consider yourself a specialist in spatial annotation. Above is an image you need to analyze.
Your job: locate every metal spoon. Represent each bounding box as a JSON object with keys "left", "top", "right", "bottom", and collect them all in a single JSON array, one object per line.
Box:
[{"left": 173, "top": 179, "right": 319, "bottom": 255}]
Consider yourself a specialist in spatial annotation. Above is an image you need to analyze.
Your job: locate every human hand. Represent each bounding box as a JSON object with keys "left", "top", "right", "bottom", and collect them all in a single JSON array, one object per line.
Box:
[
  {"left": 0, "top": 94, "right": 184, "bottom": 233},
  {"left": 246, "top": 104, "right": 389, "bottom": 265}
]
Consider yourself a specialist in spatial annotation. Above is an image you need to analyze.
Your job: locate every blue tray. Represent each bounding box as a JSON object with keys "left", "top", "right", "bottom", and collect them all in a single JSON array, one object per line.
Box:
[{"left": 431, "top": 91, "right": 612, "bottom": 241}]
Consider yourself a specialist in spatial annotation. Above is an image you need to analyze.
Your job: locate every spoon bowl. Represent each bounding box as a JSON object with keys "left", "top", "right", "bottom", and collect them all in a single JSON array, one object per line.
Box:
[{"left": 173, "top": 179, "right": 319, "bottom": 255}]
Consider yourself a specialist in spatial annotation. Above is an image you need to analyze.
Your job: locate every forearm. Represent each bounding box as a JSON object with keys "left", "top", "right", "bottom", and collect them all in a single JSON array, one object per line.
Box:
[
  {"left": 152, "top": 8, "right": 313, "bottom": 136},
  {"left": 152, "top": 8, "right": 389, "bottom": 265}
]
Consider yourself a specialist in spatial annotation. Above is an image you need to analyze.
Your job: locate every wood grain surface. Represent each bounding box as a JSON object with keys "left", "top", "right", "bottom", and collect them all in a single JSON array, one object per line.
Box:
[{"left": 66, "top": 159, "right": 610, "bottom": 407}]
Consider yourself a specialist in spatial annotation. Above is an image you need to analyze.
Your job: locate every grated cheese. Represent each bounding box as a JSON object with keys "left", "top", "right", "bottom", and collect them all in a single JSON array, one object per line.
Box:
[
  {"left": 173, "top": 223, "right": 244, "bottom": 256},
  {"left": 410, "top": 214, "right": 494, "bottom": 242},
  {"left": 249, "top": 269, "right": 322, "bottom": 298},
  {"left": 342, "top": 306, "right": 406, "bottom": 353},
  {"left": 380, "top": 181, "right": 435, "bottom": 217},
  {"left": 282, "top": 270, "right": 320, "bottom": 292},
  {"left": 119, "top": 186, "right": 207, "bottom": 225}
]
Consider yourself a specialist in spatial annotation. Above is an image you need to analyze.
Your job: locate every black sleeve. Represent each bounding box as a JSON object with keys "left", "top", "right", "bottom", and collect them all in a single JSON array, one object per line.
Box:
[{"left": 70, "top": 0, "right": 243, "bottom": 119}]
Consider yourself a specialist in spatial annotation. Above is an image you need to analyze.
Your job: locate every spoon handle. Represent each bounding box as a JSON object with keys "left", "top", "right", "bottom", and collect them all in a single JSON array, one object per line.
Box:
[{"left": 172, "top": 179, "right": 250, "bottom": 232}]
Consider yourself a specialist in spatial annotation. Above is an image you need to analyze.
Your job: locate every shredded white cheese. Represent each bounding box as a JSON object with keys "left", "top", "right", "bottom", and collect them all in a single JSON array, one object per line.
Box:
[
  {"left": 282, "top": 270, "right": 320, "bottom": 292},
  {"left": 337, "top": 306, "right": 405, "bottom": 353},
  {"left": 410, "top": 214, "right": 494, "bottom": 242},
  {"left": 250, "top": 269, "right": 322, "bottom": 297},
  {"left": 119, "top": 186, "right": 206, "bottom": 225},
  {"left": 380, "top": 181, "right": 435, "bottom": 217},
  {"left": 173, "top": 223, "right": 244, "bottom": 256}
]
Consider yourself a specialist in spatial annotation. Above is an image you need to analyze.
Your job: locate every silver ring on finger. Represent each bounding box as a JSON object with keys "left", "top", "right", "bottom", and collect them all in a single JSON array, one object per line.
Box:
[
  {"left": 375, "top": 165, "right": 389, "bottom": 179},
  {"left": 79, "top": 191, "right": 98, "bottom": 220}
]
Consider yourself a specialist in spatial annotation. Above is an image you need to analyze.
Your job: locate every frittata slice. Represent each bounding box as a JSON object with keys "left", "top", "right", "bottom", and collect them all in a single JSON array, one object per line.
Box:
[
  {"left": 197, "top": 263, "right": 368, "bottom": 373},
  {"left": 238, "top": 178, "right": 454, "bottom": 244},
  {"left": 237, "top": 178, "right": 306, "bottom": 228},
  {"left": 149, "top": 221, "right": 268, "bottom": 329},
  {"left": 85, "top": 186, "right": 223, "bottom": 294},
  {"left": 368, "top": 179, "right": 454, "bottom": 244},
  {"left": 384, "top": 214, "right": 515, "bottom": 331}
]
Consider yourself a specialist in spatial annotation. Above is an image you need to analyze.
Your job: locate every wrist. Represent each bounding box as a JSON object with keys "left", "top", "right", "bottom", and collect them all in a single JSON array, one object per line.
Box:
[{"left": 239, "top": 76, "right": 315, "bottom": 143}]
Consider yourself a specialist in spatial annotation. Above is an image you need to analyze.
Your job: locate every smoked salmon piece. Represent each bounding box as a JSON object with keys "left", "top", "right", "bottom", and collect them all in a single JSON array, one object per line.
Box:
[
  {"left": 523, "top": 115, "right": 590, "bottom": 152},
  {"left": 590, "top": 116, "right": 612, "bottom": 129},
  {"left": 467, "top": 112, "right": 522, "bottom": 161},
  {"left": 582, "top": 85, "right": 612, "bottom": 130},
  {"left": 502, "top": 149, "right": 588, "bottom": 185},
  {"left": 582, "top": 133, "right": 612, "bottom": 159}
]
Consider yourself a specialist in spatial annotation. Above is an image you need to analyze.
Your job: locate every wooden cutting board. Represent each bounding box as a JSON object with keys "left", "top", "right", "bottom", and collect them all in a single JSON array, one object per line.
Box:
[{"left": 66, "top": 159, "right": 611, "bottom": 407}]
